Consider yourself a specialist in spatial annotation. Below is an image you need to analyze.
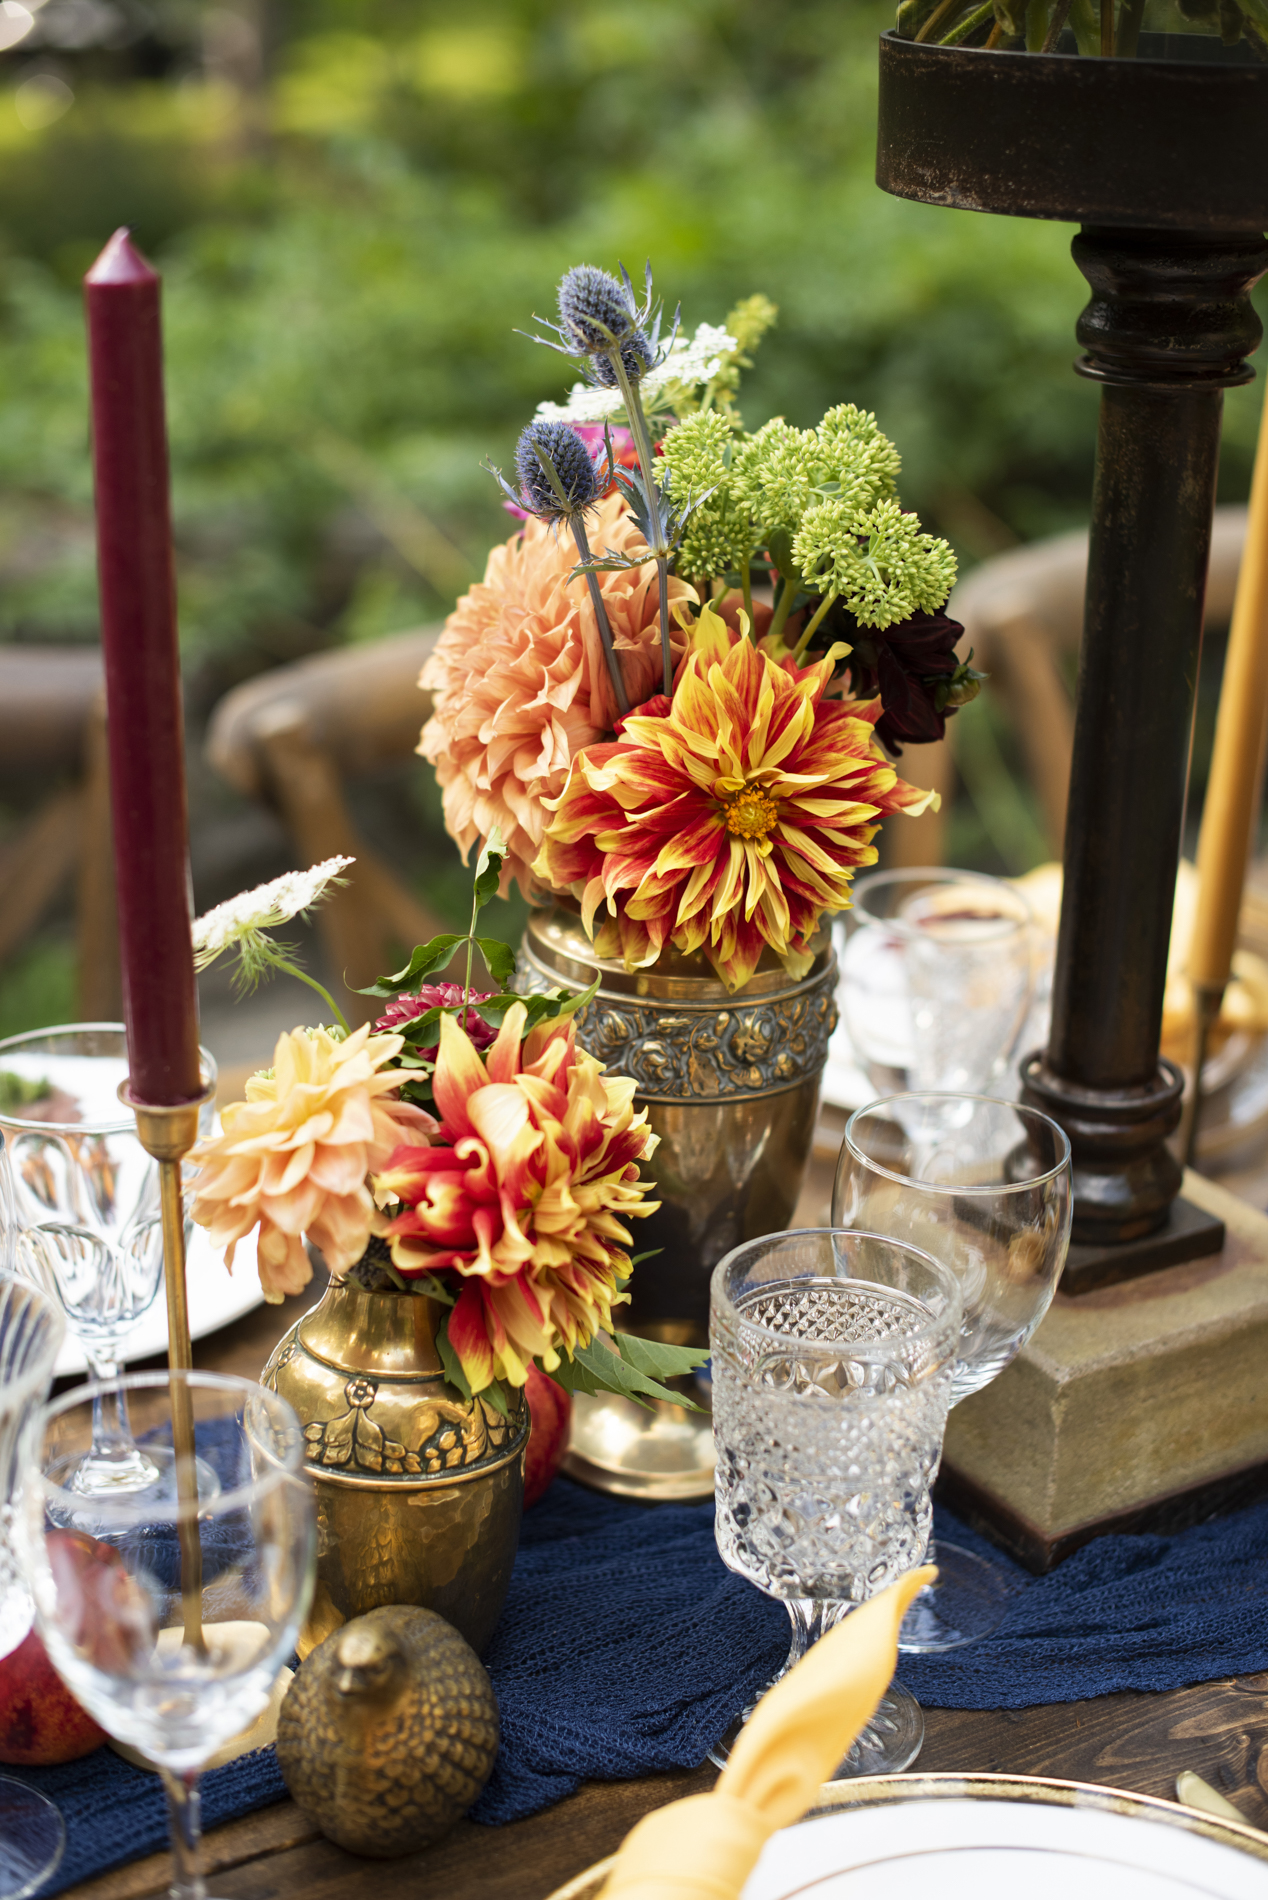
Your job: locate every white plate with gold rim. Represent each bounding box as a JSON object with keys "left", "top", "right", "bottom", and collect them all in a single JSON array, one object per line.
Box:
[{"left": 547, "top": 1774, "right": 1268, "bottom": 1900}]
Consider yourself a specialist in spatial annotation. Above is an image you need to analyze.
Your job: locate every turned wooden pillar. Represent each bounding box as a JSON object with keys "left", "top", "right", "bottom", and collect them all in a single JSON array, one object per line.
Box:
[{"left": 1021, "top": 230, "right": 1268, "bottom": 1246}]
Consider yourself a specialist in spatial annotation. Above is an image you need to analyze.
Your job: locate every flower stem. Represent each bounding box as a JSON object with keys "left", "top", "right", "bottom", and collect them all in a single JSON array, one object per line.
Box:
[
  {"left": 1114, "top": 0, "right": 1144, "bottom": 52},
  {"left": 1100, "top": 0, "right": 1113, "bottom": 54},
  {"left": 275, "top": 961, "right": 349, "bottom": 1035},
  {"left": 1041, "top": 0, "right": 1073, "bottom": 49},
  {"left": 572, "top": 515, "right": 630, "bottom": 717},
  {"left": 915, "top": 0, "right": 972, "bottom": 40},
  {"left": 792, "top": 590, "right": 840, "bottom": 662},
  {"left": 741, "top": 557, "right": 754, "bottom": 627},
  {"left": 610, "top": 357, "right": 674, "bottom": 696},
  {"left": 463, "top": 880, "right": 481, "bottom": 1014},
  {"left": 767, "top": 565, "right": 803, "bottom": 646},
  {"left": 942, "top": 0, "right": 994, "bottom": 40}
]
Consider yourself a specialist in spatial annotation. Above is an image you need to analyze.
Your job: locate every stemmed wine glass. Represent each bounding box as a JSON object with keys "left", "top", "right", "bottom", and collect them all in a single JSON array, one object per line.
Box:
[
  {"left": 710, "top": 1228, "right": 962, "bottom": 1777},
  {"left": 833, "top": 1092, "right": 1072, "bottom": 1649},
  {"left": 21, "top": 1370, "right": 315, "bottom": 1900},
  {"left": 838, "top": 868, "right": 1035, "bottom": 1097},
  {"left": 0, "top": 1271, "right": 66, "bottom": 1899},
  {"left": 0, "top": 1026, "right": 216, "bottom": 1497}
]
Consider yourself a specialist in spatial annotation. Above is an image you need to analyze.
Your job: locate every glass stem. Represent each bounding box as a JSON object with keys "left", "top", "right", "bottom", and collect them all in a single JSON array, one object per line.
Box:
[
  {"left": 783, "top": 1598, "right": 839, "bottom": 1672},
  {"left": 88, "top": 1356, "right": 135, "bottom": 1461},
  {"left": 161, "top": 1768, "right": 205, "bottom": 1900}
]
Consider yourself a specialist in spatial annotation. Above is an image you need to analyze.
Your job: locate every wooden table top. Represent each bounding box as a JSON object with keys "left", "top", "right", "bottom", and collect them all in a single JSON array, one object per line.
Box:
[{"left": 62, "top": 1277, "right": 1268, "bottom": 1900}]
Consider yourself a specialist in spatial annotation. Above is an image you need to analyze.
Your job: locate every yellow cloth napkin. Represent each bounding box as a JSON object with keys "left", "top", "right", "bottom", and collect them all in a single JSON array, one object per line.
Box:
[{"left": 599, "top": 1566, "right": 934, "bottom": 1900}]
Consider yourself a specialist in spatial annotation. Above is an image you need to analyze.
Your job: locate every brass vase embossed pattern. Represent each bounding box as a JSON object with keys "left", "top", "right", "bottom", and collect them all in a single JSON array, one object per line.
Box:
[
  {"left": 261, "top": 1279, "right": 526, "bottom": 1656},
  {"left": 518, "top": 907, "right": 838, "bottom": 1337}
]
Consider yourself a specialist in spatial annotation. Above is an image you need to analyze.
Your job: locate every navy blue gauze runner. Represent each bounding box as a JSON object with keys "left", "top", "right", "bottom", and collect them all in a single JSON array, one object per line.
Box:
[{"left": 13, "top": 1477, "right": 1268, "bottom": 1891}]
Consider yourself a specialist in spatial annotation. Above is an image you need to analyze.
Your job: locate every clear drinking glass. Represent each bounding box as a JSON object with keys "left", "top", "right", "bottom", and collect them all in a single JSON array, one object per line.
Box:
[
  {"left": 0, "top": 1274, "right": 66, "bottom": 1899},
  {"left": 22, "top": 1370, "right": 315, "bottom": 1900},
  {"left": 710, "top": 1228, "right": 962, "bottom": 1778},
  {"left": 0, "top": 1026, "right": 216, "bottom": 1497},
  {"left": 838, "top": 868, "right": 1034, "bottom": 1098},
  {"left": 833, "top": 1093, "right": 1072, "bottom": 1649}
]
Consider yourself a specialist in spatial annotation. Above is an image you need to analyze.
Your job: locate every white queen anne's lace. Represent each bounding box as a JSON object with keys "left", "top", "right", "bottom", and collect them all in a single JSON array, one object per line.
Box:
[
  {"left": 191, "top": 856, "right": 354, "bottom": 969},
  {"left": 533, "top": 323, "right": 738, "bottom": 426}
]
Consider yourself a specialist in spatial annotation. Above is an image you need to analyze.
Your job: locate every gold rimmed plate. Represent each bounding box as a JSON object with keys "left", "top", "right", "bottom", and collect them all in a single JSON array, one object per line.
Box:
[{"left": 546, "top": 1772, "right": 1268, "bottom": 1900}]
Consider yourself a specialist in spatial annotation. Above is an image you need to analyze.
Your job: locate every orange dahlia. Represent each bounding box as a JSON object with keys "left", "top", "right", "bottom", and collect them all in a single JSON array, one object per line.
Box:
[
  {"left": 535, "top": 609, "right": 938, "bottom": 991},
  {"left": 419, "top": 493, "right": 693, "bottom": 893},
  {"left": 375, "top": 1003, "right": 658, "bottom": 1393}
]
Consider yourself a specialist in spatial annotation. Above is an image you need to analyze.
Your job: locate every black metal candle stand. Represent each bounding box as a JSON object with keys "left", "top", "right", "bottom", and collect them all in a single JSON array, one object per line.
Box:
[{"left": 877, "top": 32, "right": 1268, "bottom": 1292}]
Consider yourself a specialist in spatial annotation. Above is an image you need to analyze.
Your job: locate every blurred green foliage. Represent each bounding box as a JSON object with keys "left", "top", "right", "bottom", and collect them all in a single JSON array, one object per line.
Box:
[
  {"left": 7, "top": 0, "right": 1261, "bottom": 706},
  {"left": 0, "top": 0, "right": 1262, "bottom": 991}
]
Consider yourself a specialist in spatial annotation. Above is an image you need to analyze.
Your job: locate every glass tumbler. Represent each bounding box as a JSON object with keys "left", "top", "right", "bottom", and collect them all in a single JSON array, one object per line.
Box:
[
  {"left": 710, "top": 1228, "right": 962, "bottom": 1778},
  {"left": 838, "top": 868, "right": 1034, "bottom": 1098},
  {"left": 0, "top": 1026, "right": 216, "bottom": 1498},
  {"left": 22, "top": 1371, "right": 315, "bottom": 1900},
  {"left": 833, "top": 1092, "right": 1072, "bottom": 1649},
  {"left": 0, "top": 1274, "right": 65, "bottom": 1899}
]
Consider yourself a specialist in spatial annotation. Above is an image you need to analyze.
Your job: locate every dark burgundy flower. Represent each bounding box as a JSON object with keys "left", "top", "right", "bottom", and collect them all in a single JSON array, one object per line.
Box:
[
  {"left": 844, "top": 610, "right": 980, "bottom": 753},
  {"left": 373, "top": 985, "right": 497, "bottom": 1060}
]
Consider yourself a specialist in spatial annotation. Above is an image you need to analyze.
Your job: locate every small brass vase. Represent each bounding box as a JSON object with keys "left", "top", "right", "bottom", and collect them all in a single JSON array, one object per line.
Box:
[
  {"left": 518, "top": 906, "right": 837, "bottom": 1498},
  {"left": 262, "top": 1280, "right": 526, "bottom": 1656}
]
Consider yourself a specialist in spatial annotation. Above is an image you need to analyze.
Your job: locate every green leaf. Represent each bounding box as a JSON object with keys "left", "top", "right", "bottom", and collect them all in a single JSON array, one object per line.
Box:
[
  {"left": 356, "top": 935, "right": 465, "bottom": 997},
  {"left": 391, "top": 1006, "right": 444, "bottom": 1045},
  {"left": 476, "top": 936, "right": 518, "bottom": 988},
  {"left": 408, "top": 1272, "right": 455, "bottom": 1307},
  {"left": 766, "top": 525, "right": 795, "bottom": 580},
  {"left": 627, "top": 1248, "right": 663, "bottom": 1268},
  {"left": 472, "top": 826, "right": 508, "bottom": 916},
  {"left": 552, "top": 1334, "right": 703, "bottom": 1410},
  {"left": 481, "top": 1380, "right": 510, "bottom": 1418},
  {"left": 435, "top": 1316, "right": 473, "bottom": 1401},
  {"left": 614, "top": 1332, "right": 710, "bottom": 1381},
  {"left": 518, "top": 976, "right": 600, "bottom": 1033}
]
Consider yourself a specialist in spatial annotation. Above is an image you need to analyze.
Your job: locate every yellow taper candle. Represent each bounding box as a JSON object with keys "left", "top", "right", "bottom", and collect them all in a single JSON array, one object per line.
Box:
[{"left": 1189, "top": 379, "right": 1268, "bottom": 1002}]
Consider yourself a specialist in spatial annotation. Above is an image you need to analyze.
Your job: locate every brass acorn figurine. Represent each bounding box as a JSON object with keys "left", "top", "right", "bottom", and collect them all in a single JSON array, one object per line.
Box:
[{"left": 276, "top": 1606, "right": 500, "bottom": 1857}]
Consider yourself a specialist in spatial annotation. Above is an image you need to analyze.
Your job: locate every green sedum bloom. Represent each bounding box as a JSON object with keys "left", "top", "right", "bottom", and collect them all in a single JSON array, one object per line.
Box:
[
  {"left": 658, "top": 410, "right": 751, "bottom": 587},
  {"left": 731, "top": 418, "right": 816, "bottom": 542},
  {"left": 794, "top": 496, "right": 958, "bottom": 631}
]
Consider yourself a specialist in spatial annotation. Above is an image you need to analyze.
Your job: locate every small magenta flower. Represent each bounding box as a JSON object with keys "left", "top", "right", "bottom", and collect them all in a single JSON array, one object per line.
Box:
[{"left": 373, "top": 985, "right": 497, "bottom": 1060}]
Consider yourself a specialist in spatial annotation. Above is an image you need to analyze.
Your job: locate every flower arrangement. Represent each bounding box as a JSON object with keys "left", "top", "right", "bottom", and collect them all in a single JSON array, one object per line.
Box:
[
  {"left": 421, "top": 261, "right": 981, "bottom": 991},
  {"left": 896, "top": 0, "right": 1265, "bottom": 57},
  {"left": 188, "top": 843, "right": 703, "bottom": 1408}
]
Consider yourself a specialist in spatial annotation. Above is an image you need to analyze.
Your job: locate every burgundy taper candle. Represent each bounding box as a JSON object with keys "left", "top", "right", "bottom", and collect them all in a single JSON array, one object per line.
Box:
[{"left": 85, "top": 229, "right": 201, "bottom": 1105}]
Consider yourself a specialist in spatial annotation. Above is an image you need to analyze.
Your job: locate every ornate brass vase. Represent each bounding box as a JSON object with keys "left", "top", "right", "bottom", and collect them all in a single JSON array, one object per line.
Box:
[
  {"left": 262, "top": 1279, "right": 526, "bottom": 1655},
  {"left": 518, "top": 907, "right": 837, "bottom": 1497}
]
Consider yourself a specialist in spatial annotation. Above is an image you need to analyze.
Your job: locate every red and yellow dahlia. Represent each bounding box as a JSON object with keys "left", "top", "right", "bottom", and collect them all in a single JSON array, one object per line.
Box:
[
  {"left": 535, "top": 609, "right": 937, "bottom": 991},
  {"left": 375, "top": 1003, "right": 658, "bottom": 1393}
]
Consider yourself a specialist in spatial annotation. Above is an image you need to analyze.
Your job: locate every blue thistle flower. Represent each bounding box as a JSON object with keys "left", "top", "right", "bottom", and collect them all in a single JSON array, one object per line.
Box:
[
  {"left": 485, "top": 419, "right": 630, "bottom": 717},
  {"left": 557, "top": 265, "right": 638, "bottom": 354},
  {"left": 556, "top": 266, "right": 655, "bottom": 389},
  {"left": 513, "top": 421, "right": 603, "bottom": 521}
]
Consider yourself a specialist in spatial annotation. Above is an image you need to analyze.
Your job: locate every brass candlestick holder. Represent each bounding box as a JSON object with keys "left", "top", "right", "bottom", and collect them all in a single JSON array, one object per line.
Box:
[{"left": 120, "top": 1080, "right": 215, "bottom": 1650}]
